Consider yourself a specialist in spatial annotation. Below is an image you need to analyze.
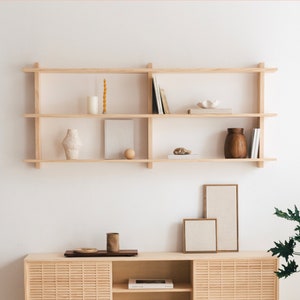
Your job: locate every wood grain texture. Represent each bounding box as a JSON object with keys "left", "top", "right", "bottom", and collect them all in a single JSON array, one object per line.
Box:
[{"left": 24, "top": 252, "right": 278, "bottom": 300}]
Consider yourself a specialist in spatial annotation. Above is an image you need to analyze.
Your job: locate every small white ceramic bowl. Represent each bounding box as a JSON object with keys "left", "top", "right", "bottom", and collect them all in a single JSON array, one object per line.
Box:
[{"left": 197, "top": 100, "right": 220, "bottom": 109}]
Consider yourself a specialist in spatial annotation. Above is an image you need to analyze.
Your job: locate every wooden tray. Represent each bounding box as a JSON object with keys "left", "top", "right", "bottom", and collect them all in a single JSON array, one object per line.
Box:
[{"left": 64, "top": 249, "right": 138, "bottom": 257}]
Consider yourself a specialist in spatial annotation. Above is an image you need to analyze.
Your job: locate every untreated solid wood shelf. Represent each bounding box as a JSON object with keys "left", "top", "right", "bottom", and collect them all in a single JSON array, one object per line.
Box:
[
  {"left": 23, "top": 62, "right": 277, "bottom": 169},
  {"left": 23, "top": 66, "right": 277, "bottom": 74}
]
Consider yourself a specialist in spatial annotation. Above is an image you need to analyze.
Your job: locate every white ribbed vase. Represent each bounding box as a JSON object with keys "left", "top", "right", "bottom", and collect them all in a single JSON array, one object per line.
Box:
[{"left": 62, "top": 129, "right": 82, "bottom": 160}]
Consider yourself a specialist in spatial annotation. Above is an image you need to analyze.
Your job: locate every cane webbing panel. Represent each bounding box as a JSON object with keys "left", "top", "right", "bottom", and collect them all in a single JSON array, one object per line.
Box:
[
  {"left": 25, "top": 261, "right": 112, "bottom": 300},
  {"left": 194, "top": 259, "right": 278, "bottom": 300}
]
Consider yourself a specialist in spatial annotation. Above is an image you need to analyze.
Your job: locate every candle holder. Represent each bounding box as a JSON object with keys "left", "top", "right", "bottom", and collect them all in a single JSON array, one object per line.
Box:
[
  {"left": 87, "top": 96, "right": 99, "bottom": 114},
  {"left": 102, "top": 79, "right": 107, "bottom": 113}
]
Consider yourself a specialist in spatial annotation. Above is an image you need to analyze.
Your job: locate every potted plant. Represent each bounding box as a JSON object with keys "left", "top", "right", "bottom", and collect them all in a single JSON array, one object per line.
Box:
[{"left": 268, "top": 205, "right": 300, "bottom": 278}]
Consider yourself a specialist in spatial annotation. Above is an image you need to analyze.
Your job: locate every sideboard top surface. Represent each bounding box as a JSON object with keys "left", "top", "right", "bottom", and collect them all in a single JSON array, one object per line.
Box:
[{"left": 24, "top": 251, "right": 275, "bottom": 262}]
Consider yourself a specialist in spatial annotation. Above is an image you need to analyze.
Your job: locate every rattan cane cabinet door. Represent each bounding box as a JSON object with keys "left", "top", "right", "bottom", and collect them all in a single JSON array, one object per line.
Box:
[
  {"left": 193, "top": 258, "right": 278, "bottom": 300},
  {"left": 25, "top": 261, "right": 112, "bottom": 300}
]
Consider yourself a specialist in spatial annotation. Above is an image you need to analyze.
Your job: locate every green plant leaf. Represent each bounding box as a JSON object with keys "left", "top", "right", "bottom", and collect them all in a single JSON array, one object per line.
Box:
[
  {"left": 274, "top": 206, "right": 300, "bottom": 223},
  {"left": 268, "top": 238, "right": 295, "bottom": 261},
  {"left": 275, "top": 260, "right": 299, "bottom": 279},
  {"left": 270, "top": 206, "right": 300, "bottom": 279}
]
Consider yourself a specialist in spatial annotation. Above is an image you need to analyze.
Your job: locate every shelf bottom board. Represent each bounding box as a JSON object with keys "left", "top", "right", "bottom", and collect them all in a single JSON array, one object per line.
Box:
[
  {"left": 24, "top": 158, "right": 276, "bottom": 163},
  {"left": 113, "top": 283, "right": 192, "bottom": 293}
]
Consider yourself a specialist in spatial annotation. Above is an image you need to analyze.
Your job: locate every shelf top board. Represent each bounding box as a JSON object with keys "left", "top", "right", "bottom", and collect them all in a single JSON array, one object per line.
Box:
[{"left": 23, "top": 64, "right": 277, "bottom": 74}]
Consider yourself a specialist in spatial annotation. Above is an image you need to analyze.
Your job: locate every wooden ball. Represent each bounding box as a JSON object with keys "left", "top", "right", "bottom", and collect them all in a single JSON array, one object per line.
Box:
[{"left": 124, "top": 148, "right": 135, "bottom": 159}]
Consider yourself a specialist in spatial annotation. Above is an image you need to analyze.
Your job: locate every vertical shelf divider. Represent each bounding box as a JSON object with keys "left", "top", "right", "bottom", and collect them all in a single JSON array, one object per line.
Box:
[
  {"left": 34, "top": 62, "right": 41, "bottom": 169},
  {"left": 147, "top": 63, "right": 153, "bottom": 169},
  {"left": 257, "top": 62, "right": 265, "bottom": 168}
]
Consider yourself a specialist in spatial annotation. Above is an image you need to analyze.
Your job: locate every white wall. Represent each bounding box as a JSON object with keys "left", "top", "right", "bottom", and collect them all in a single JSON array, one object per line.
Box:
[{"left": 1, "top": 1, "right": 300, "bottom": 299}]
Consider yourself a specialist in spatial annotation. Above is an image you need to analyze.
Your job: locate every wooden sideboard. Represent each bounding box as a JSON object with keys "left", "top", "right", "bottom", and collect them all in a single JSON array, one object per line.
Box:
[{"left": 24, "top": 251, "right": 278, "bottom": 300}]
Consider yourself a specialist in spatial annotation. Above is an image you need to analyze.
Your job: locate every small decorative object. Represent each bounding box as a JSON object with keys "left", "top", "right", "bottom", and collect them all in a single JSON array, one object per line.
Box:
[
  {"left": 62, "top": 129, "right": 82, "bottom": 160},
  {"left": 268, "top": 205, "right": 300, "bottom": 278},
  {"left": 74, "top": 248, "right": 98, "bottom": 254},
  {"left": 102, "top": 79, "right": 107, "bottom": 113},
  {"left": 204, "top": 184, "right": 239, "bottom": 252},
  {"left": 107, "top": 232, "right": 119, "bottom": 253},
  {"left": 183, "top": 218, "right": 217, "bottom": 253},
  {"left": 224, "top": 128, "right": 247, "bottom": 158},
  {"left": 173, "top": 147, "right": 191, "bottom": 155},
  {"left": 197, "top": 100, "right": 220, "bottom": 109},
  {"left": 124, "top": 148, "right": 135, "bottom": 159},
  {"left": 87, "top": 96, "right": 99, "bottom": 114}
]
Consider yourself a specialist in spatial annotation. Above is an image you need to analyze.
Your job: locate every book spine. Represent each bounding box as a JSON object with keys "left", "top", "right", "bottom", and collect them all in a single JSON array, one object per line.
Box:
[
  {"left": 250, "top": 128, "right": 260, "bottom": 158},
  {"left": 160, "top": 88, "right": 170, "bottom": 114},
  {"left": 153, "top": 75, "right": 164, "bottom": 114},
  {"left": 152, "top": 80, "right": 158, "bottom": 114}
]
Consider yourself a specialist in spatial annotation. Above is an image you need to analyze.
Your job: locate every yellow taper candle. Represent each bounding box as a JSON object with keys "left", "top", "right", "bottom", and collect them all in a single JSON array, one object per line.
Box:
[{"left": 103, "top": 79, "right": 107, "bottom": 113}]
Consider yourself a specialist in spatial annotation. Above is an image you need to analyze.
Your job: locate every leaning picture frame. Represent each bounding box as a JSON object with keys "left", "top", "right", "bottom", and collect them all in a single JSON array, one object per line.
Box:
[
  {"left": 203, "top": 184, "right": 239, "bottom": 252},
  {"left": 183, "top": 218, "right": 217, "bottom": 253}
]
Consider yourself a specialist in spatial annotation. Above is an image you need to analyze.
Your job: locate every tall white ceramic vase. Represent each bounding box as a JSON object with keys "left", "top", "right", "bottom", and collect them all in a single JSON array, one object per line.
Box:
[{"left": 62, "top": 129, "right": 82, "bottom": 160}]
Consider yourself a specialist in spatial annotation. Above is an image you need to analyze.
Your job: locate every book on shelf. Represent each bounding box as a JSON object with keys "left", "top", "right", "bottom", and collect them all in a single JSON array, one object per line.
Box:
[
  {"left": 250, "top": 128, "right": 260, "bottom": 158},
  {"left": 152, "top": 80, "right": 159, "bottom": 114},
  {"left": 187, "top": 108, "right": 232, "bottom": 114},
  {"left": 128, "top": 279, "right": 174, "bottom": 289},
  {"left": 160, "top": 88, "right": 170, "bottom": 114},
  {"left": 152, "top": 75, "right": 164, "bottom": 114}
]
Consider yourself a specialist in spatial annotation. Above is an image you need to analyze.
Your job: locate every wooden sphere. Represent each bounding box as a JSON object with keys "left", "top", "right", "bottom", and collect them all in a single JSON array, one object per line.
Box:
[{"left": 124, "top": 148, "right": 135, "bottom": 159}]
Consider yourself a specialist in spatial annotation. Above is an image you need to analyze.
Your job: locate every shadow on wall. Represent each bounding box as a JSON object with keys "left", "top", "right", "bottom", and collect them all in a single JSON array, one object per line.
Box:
[{"left": 0, "top": 256, "right": 25, "bottom": 300}]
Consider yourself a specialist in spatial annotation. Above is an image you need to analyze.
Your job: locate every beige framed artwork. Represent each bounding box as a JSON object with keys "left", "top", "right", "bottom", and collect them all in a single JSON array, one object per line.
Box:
[
  {"left": 183, "top": 218, "right": 217, "bottom": 253},
  {"left": 203, "top": 184, "right": 239, "bottom": 252}
]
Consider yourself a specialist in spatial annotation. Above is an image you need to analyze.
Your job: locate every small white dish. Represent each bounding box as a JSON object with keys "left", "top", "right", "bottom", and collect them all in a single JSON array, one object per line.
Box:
[{"left": 197, "top": 100, "right": 220, "bottom": 109}]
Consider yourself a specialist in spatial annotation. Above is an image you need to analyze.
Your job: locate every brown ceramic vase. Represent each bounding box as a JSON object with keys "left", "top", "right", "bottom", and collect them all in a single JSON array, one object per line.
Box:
[{"left": 224, "top": 128, "right": 247, "bottom": 158}]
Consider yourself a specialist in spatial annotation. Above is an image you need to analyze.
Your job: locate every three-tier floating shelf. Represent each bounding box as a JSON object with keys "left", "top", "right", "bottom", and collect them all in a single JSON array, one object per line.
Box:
[{"left": 23, "top": 62, "right": 277, "bottom": 169}]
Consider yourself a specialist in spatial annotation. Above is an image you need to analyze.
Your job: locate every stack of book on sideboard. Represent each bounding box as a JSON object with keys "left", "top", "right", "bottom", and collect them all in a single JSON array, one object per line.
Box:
[{"left": 128, "top": 279, "right": 174, "bottom": 289}]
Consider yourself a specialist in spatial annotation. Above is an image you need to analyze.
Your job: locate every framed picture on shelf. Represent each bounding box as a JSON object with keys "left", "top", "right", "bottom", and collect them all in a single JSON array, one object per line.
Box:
[
  {"left": 183, "top": 218, "right": 217, "bottom": 253},
  {"left": 203, "top": 184, "right": 239, "bottom": 252},
  {"left": 104, "top": 119, "right": 134, "bottom": 159}
]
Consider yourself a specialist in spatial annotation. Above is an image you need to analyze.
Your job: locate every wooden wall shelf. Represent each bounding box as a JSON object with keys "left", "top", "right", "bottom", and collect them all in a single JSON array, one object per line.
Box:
[{"left": 23, "top": 62, "right": 277, "bottom": 169}]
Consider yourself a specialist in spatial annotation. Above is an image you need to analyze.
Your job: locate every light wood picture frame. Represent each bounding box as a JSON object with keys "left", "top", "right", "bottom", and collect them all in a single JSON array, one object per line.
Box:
[
  {"left": 104, "top": 119, "right": 134, "bottom": 159},
  {"left": 203, "top": 184, "right": 239, "bottom": 252},
  {"left": 183, "top": 218, "right": 217, "bottom": 253}
]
